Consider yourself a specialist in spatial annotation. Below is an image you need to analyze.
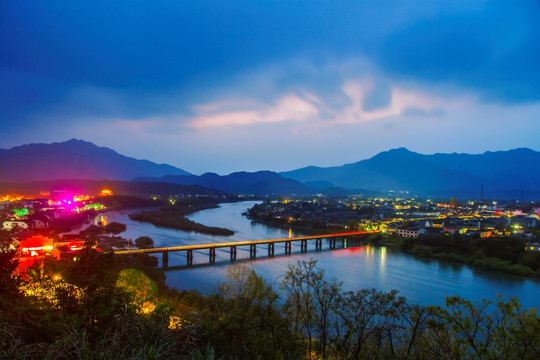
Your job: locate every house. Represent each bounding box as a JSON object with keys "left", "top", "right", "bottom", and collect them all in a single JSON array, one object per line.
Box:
[
  {"left": 511, "top": 215, "right": 536, "bottom": 228},
  {"left": 17, "top": 234, "right": 54, "bottom": 257},
  {"left": 443, "top": 224, "right": 460, "bottom": 234},
  {"left": 2, "top": 220, "right": 29, "bottom": 231},
  {"left": 425, "top": 219, "right": 444, "bottom": 228},
  {"left": 395, "top": 227, "right": 427, "bottom": 238}
]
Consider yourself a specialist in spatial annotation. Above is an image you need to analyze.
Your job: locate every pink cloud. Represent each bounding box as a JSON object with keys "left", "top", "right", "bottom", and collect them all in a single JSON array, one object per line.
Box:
[{"left": 186, "top": 92, "right": 320, "bottom": 129}]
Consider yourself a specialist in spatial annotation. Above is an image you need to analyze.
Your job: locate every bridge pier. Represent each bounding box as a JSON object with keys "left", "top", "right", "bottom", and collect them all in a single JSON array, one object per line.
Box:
[
  {"left": 163, "top": 251, "right": 169, "bottom": 268},
  {"left": 330, "top": 238, "right": 336, "bottom": 249},
  {"left": 316, "top": 238, "right": 322, "bottom": 251},
  {"left": 230, "top": 246, "right": 237, "bottom": 261},
  {"left": 343, "top": 237, "right": 347, "bottom": 248},
  {"left": 301, "top": 239, "right": 307, "bottom": 252},
  {"left": 209, "top": 248, "right": 216, "bottom": 263},
  {"left": 268, "top": 243, "right": 274, "bottom": 257},
  {"left": 250, "top": 244, "right": 257, "bottom": 258},
  {"left": 285, "top": 241, "right": 291, "bottom": 254},
  {"left": 187, "top": 249, "right": 193, "bottom": 266}
]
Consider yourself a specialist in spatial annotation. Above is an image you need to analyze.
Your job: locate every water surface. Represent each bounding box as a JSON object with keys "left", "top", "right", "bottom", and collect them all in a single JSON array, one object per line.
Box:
[{"left": 98, "top": 201, "right": 540, "bottom": 309}]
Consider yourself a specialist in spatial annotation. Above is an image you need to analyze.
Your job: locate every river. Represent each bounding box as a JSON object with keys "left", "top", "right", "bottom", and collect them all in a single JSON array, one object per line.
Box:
[{"left": 96, "top": 201, "right": 540, "bottom": 309}]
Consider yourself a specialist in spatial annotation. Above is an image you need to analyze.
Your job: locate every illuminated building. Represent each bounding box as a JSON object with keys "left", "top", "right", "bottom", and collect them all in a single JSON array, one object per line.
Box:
[{"left": 18, "top": 235, "right": 54, "bottom": 257}]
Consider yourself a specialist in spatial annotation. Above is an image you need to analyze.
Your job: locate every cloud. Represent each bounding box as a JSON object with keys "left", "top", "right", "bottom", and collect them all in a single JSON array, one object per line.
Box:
[
  {"left": 186, "top": 92, "right": 320, "bottom": 128},
  {"left": 183, "top": 65, "right": 454, "bottom": 131}
]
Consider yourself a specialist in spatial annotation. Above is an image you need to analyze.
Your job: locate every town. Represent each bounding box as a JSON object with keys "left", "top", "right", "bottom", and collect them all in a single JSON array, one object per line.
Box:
[
  {"left": 0, "top": 189, "right": 125, "bottom": 275},
  {"left": 247, "top": 195, "right": 540, "bottom": 250},
  {"left": 2, "top": 188, "right": 539, "bottom": 278}
]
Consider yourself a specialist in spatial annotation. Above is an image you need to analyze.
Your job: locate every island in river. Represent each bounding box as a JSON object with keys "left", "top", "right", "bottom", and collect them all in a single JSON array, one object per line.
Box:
[{"left": 129, "top": 197, "right": 235, "bottom": 236}]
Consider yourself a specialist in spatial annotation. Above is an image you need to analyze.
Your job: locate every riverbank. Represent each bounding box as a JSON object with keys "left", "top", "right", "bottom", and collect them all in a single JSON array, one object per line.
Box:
[
  {"left": 129, "top": 198, "right": 235, "bottom": 236},
  {"left": 247, "top": 215, "right": 540, "bottom": 279},
  {"left": 382, "top": 234, "right": 540, "bottom": 278},
  {"left": 244, "top": 213, "right": 351, "bottom": 236}
]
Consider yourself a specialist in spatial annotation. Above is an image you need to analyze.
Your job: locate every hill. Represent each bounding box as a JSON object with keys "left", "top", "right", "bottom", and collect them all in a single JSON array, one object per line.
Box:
[{"left": 0, "top": 139, "right": 190, "bottom": 182}]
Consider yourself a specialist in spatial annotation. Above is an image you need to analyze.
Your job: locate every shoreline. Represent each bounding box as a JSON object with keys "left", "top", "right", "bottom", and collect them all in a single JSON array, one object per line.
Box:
[{"left": 247, "top": 215, "right": 538, "bottom": 280}]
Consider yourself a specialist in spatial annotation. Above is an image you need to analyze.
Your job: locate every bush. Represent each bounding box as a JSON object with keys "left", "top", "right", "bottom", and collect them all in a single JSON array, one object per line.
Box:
[
  {"left": 104, "top": 222, "right": 127, "bottom": 235},
  {"left": 136, "top": 236, "right": 154, "bottom": 249},
  {"left": 410, "top": 245, "right": 433, "bottom": 257},
  {"left": 437, "top": 252, "right": 466, "bottom": 263}
]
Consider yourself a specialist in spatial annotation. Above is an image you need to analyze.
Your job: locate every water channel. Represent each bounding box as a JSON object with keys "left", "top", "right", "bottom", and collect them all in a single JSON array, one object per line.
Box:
[{"left": 97, "top": 201, "right": 540, "bottom": 309}]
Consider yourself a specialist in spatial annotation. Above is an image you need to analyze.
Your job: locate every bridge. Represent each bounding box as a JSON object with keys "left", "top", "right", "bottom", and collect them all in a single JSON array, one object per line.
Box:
[{"left": 114, "top": 230, "right": 379, "bottom": 267}]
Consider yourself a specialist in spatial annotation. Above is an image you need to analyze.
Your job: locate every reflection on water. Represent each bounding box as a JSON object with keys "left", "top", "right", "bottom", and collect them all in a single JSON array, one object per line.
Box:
[{"left": 99, "top": 201, "right": 540, "bottom": 309}]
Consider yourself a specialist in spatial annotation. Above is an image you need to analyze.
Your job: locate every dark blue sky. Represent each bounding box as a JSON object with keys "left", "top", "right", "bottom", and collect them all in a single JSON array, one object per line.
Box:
[{"left": 2, "top": 0, "right": 539, "bottom": 174}]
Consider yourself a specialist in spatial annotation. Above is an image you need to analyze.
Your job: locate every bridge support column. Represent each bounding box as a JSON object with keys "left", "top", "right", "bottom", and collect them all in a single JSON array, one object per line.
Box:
[
  {"left": 250, "top": 244, "right": 257, "bottom": 258},
  {"left": 187, "top": 249, "right": 193, "bottom": 266},
  {"left": 230, "top": 246, "right": 237, "bottom": 261},
  {"left": 285, "top": 241, "right": 291, "bottom": 254},
  {"left": 268, "top": 243, "right": 274, "bottom": 257},
  {"left": 343, "top": 237, "right": 347, "bottom": 249},
  {"left": 330, "top": 238, "right": 336, "bottom": 249},
  {"left": 163, "top": 251, "right": 169, "bottom": 268},
  {"left": 209, "top": 248, "right": 216, "bottom": 263},
  {"left": 301, "top": 239, "right": 307, "bottom": 252},
  {"left": 316, "top": 238, "right": 322, "bottom": 251}
]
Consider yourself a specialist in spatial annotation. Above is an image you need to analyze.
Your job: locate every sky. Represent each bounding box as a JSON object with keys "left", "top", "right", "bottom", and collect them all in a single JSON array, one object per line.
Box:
[{"left": 1, "top": 0, "right": 540, "bottom": 175}]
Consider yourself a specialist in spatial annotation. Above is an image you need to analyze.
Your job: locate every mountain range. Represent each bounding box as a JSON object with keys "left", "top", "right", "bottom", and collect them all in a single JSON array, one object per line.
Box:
[
  {"left": 135, "top": 171, "right": 316, "bottom": 195},
  {"left": 1, "top": 140, "right": 539, "bottom": 199},
  {"left": 280, "top": 147, "right": 540, "bottom": 199},
  {"left": 0, "top": 139, "right": 190, "bottom": 182}
]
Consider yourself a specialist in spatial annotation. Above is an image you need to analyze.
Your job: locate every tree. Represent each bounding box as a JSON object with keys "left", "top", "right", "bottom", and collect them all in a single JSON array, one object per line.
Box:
[
  {"left": 116, "top": 268, "right": 158, "bottom": 309},
  {"left": 0, "top": 249, "right": 19, "bottom": 297},
  {"left": 135, "top": 236, "right": 154, "bottom": 249},
  {"left": 331, "top": 288, "right": 423, "bottom": 359},
  {"left": 423, "top": 295, "right": 540, "bottom": 359},
  {"left": 80, "top": 224, "right": 103, "bottom": 238},
  {"left": 281, "top": 259, "right": 342, "bottom": 359},
  {"left": 104, "top": 221, "right": 127, "bottom": 235},
  {"left": 194, "top": 264, "right": 297, "bottom": 359}
]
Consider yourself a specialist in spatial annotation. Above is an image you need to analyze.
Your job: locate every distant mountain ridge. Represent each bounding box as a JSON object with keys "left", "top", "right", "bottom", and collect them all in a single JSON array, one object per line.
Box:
[
  {"left": 280, "top": 147, "right": 540, "bottom": 199},
  {"left": 136, "top": 171, "right": 315, "bottom": 195},
  {"left": 0, "top": 139, "right": 190, "bottom": 182},
  {"left": 1, "top": 140, "right": 538, "bottom": 199}
]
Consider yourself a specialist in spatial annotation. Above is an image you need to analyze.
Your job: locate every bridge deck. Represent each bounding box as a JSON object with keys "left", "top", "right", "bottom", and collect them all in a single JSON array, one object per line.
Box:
[{"left": 114, "top": 230, "right": 378, "bottom": 255}]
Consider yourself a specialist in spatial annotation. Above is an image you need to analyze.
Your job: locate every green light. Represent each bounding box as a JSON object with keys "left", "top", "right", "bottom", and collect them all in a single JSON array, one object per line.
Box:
[
  {"left": 84, "top": 203, "right": 101, "bottom": 210},
  {"left": 13, "top": 208, "right": 29, "bottom": 217}
]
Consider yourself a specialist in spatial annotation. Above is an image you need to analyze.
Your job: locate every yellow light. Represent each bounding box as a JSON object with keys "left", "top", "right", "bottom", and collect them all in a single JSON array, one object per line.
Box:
[{"left": 169, "top": 315, "right": 182, "bottom": 329}]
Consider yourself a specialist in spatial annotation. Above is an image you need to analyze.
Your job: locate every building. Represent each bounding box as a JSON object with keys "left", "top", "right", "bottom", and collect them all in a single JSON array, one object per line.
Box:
[{"left": 395, "top": 227, "right": 426, "bottom": 238}]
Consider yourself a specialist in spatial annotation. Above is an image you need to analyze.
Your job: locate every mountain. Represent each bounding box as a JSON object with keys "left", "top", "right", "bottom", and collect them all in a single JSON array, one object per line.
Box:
[
  {"left": 0, "top": 139, "right": 190, "bottom": 182},
  {"left": 136, "top": 171, "right": 314, "bottom": 195},
  {"left": 281, "top": 148, "right": 540, "bottom": 199}
]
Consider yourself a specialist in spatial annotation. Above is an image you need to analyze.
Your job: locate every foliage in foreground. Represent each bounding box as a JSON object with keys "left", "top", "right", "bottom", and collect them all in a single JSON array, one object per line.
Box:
[{"left": 1, "top": 251, "right": 539, "bottom": 359}]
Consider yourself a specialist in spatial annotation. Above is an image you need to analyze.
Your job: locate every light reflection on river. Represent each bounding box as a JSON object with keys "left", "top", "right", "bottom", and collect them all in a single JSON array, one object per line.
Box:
[{"left": 98, "top": 201, "right": 540, "bottom": 309}]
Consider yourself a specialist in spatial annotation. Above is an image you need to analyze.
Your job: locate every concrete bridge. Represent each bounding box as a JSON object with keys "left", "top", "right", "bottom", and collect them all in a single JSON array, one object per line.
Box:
[{"left": 114, "top": 230, "right": 379, "bottom": 267}]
